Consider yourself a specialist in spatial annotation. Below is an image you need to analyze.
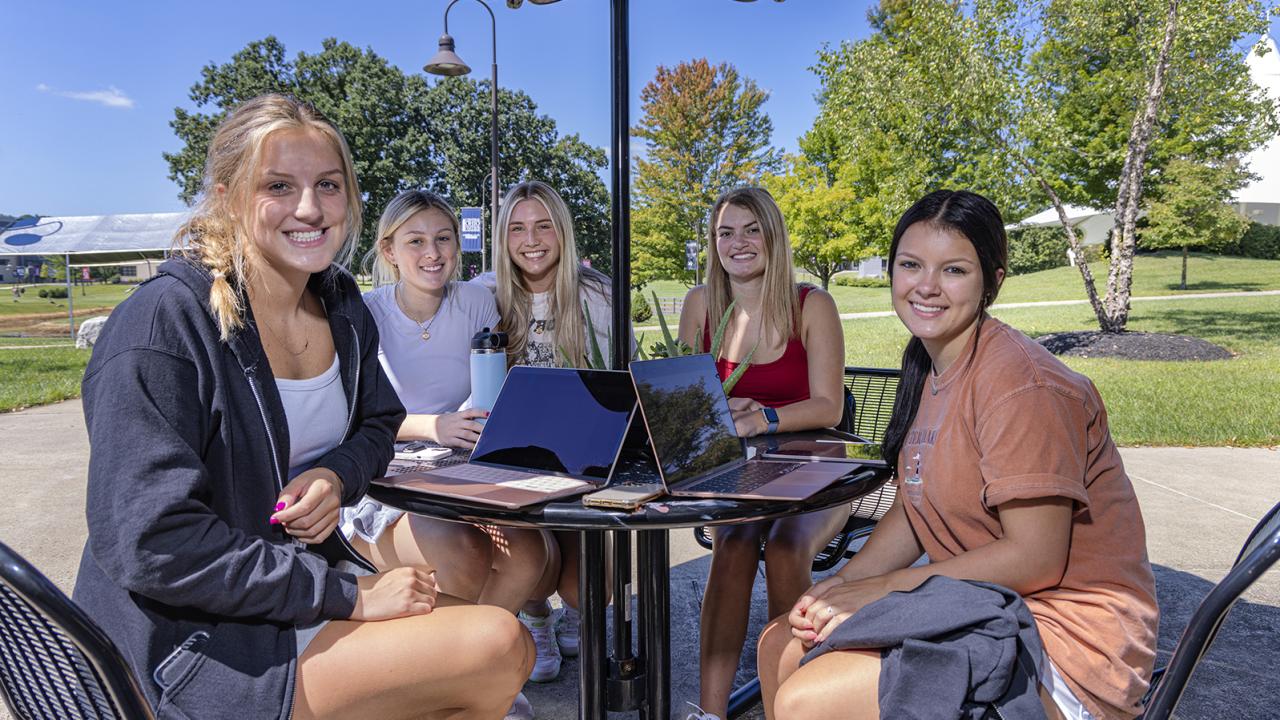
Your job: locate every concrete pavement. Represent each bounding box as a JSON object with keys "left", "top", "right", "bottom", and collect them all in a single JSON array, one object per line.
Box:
[{"left": 1, "top": 400, "right": 1276, "bottom": 719}]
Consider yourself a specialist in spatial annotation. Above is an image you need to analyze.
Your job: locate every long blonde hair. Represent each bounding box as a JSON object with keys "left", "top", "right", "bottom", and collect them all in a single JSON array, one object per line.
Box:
[
  {"left": 493, "top": 180, "right": 609, "bottom": 368},
  {"left": 365, "top": 190, "right": 461, "bottom": 289},
  {"left": 704, "top": 186, "right": 800, "bottom": 348},
  {"left": 174, "top": 94, "right": 363, "bottom": 341}
]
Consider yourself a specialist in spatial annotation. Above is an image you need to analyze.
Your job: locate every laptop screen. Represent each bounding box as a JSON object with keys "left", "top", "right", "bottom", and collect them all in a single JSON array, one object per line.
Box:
[
  {"left": 629, "top": 355, "right": 744, "bottom": 486},
  {"left": 470, "top": 367, "right": 636, "bottom": 480}
]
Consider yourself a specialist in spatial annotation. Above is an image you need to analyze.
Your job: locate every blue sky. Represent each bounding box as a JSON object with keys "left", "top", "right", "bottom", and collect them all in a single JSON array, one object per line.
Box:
[
  {"left": 0, "top": 0, "right": 877, "bottom": 217},
  {"left": 2, "top": 2, "right": 1276, "bottom": 218}
]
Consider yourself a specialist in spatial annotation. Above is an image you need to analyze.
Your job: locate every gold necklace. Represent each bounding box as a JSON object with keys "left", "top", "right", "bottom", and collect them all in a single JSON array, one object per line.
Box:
[
  {"left": 257, "top": 314, "right": 310, "bottom": 357},
  {"left": 396, "top": 282, "right": 446, "bottom": 342}
]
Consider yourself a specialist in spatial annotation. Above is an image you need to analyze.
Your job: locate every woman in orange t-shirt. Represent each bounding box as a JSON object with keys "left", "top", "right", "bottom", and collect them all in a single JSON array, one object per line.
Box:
[{"left": 756, "top": 190, "right": 1158, "bottom": 720}]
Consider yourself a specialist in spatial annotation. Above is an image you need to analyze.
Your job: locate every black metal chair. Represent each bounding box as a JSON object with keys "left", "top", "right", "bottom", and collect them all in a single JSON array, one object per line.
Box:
[
  {"left": 1138, "top": 499, "right": 1280, "bottom": 719},
  {"left": 694, "top": 366, "right": 901, "bottom": 569},
  {"left": 0, "top": 540, "right": 155, "bottom": 720}
]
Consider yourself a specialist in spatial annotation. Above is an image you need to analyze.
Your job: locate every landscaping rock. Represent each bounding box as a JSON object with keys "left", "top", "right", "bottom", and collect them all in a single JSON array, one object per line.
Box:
[
  {"left": 75, "top": 316, "right": 109, "bottom": 349},
  {"left": 1036, "top": 331, "right": 1234, "bottom": 361}
]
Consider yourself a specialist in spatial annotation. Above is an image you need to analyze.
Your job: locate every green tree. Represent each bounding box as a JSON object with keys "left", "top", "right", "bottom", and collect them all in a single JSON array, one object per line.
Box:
[
  {"left": 763, "top": 153, "right": 881, "bottom": 290},
  {"left": 631, "top": 59, "right": 780, "bottom": 287},
  {"left": 811, "top": 0, "right": 1275, "bottom": 332},
  {"left": 164, "top": 37, "right": 610, "bottom": 267},
  {"left": 1142, "top": 159, "right": 1250, "bottom": 288}
]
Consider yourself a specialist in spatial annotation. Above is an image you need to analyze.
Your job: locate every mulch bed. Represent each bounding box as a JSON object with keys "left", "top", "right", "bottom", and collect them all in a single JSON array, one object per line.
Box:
[{"left": 1036, "top": 331, "right": 1234, "bottom": 361}]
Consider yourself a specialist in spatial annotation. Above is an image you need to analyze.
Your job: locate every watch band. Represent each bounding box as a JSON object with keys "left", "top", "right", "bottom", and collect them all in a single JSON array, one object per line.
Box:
[{"left": 761, "top": 407, "right": 780, "bottom": 434}]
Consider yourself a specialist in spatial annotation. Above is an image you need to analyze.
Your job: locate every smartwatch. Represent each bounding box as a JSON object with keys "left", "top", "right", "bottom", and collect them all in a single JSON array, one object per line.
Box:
[{"left": 760, "top": 407, "right": 779, "bottom": 434}]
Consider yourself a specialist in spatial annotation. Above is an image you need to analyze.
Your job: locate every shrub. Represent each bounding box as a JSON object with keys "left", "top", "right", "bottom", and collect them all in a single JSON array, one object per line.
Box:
[
  {"left": 43, "top": 287, "right": 69, "bottom": 299},
  {"left": 1007, "top": 227, "right": 1071, "bottom": 275},
  {"left": 631, "top": 291, "right": 653, "bottom": 323},
  {"left": 1227, "top": 222, "right": 1280, "bottom": 259},
  {"left": 37, "top": 288, "right": 48, "bottom": 298},
  {"left": 832, "top": 274, "right": 890, "bottom": 288}
]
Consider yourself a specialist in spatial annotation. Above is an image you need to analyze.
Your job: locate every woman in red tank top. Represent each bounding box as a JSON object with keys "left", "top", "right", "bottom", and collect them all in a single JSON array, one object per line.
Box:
[{"left": 676, "top": 187, "right": 846, "bottom": 720}]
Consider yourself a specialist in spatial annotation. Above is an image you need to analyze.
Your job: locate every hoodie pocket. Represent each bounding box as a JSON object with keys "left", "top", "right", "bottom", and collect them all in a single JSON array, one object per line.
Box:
[{"left": 153, "top": 631, "right": 210, "bottom": 719}]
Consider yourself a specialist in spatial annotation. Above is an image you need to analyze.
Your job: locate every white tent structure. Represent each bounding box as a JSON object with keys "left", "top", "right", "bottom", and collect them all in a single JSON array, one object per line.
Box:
[
  {"left": 0, "top": 211, "right": 189, "bottom": 335},
  {"left": 1013, "top": 33, "right": 1280, "bottom": 240},
  {"left": 0, "top": 212, "right": 188, "bottom": 264}
]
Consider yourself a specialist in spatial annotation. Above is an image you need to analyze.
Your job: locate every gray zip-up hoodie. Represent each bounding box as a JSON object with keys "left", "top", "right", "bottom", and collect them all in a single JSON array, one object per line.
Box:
[{"left": 73, "top": 256, "right": 404, "bottom": 719}]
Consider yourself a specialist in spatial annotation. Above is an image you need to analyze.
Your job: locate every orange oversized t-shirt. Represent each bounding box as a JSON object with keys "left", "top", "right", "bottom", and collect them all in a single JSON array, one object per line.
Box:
[{"left": 898, "top": 318, "right": 1158, "bottom": 720}]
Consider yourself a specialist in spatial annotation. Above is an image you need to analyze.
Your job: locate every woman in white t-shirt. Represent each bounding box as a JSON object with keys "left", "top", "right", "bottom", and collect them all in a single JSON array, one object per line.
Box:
[
  {"left": 341, "top": 190, "right": 552, "bottom": 659},
  {"left": 479, "top": 179, "right": 627, "bottom": 682}
]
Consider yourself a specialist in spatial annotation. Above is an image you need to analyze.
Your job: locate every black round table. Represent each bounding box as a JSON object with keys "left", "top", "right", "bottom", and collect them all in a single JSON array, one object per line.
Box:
[{"left": 369, "top": 436, "right": 890, "bottom": 720}]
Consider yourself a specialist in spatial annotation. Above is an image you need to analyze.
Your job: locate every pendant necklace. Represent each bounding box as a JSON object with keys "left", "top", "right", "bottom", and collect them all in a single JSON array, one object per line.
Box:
[{"left": 397, "top": 282, "right": 446, "bottom": 342}]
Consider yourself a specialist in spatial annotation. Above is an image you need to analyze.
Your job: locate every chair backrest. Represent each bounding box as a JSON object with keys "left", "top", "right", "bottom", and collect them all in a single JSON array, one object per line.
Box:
[
  {"left": 0, "top": 541, "right": 154, "bottom": 720},
  {"left": 1140, "top": 500, "right": 1280, "bottom": 720},
  {"left": 842, "top": 366, "right": 901, "bottom": 443}
]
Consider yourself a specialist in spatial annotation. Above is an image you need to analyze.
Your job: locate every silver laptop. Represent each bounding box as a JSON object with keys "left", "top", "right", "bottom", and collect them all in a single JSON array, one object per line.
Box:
[
  {"left": 629, "top": 354, "right": 851, "bottom": 500},
  {"left": 377, "top": 367, "right": 637, "bottom": 508}
]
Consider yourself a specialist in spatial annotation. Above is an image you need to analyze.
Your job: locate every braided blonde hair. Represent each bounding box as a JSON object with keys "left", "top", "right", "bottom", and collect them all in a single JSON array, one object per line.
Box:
[{"left": 174, "top": 94, "right": 363, "bottom": 341}]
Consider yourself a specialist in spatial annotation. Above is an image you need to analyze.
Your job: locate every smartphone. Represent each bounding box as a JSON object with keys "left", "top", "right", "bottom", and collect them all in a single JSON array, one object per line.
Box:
[
  {"left": 582, "top": 483, "right": 666, "bottom": 510},
  {"left": 394, "top": 442, "right": 453, "bottom": 462},
  {"left": 762, "top": 440, "right": 887, "bottom": 466}
]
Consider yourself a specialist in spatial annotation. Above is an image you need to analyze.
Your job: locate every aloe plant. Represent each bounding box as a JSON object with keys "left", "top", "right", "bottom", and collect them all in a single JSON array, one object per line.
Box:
[
  {"left": 647, "top": 290, "right": 756, "bottom": 395},
  {"left": 559, "top": 300, "right": 609, "bottom": 369}
]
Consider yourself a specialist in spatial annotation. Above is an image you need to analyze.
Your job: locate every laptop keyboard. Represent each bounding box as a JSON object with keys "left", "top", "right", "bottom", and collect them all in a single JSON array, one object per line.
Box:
[
  {"left": 683, "top": 461, "right": 805, "bottom": 495},
  {"left": 422, "top": 462, "right": 586, "bottom": 490}
]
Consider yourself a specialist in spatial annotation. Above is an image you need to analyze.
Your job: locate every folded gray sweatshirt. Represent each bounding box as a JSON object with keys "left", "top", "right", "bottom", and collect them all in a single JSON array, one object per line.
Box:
[{"left": 801, "top": 576, "right": 1047, "bottom": 720}]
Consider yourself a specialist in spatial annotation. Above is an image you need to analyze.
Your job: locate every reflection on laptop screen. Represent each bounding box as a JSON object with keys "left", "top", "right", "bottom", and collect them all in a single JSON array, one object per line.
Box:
[
  {"left": 470, "top": 368, "right": 636, "bottom": 480},
  {"left": 630, "top": 355, "right": 744, "bottom": 486}
]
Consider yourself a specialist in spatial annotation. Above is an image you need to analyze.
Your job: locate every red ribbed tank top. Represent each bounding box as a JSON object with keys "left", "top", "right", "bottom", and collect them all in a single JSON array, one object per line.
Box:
[{"left": 701, "top": 286, "right": 812, "bottom": 407}]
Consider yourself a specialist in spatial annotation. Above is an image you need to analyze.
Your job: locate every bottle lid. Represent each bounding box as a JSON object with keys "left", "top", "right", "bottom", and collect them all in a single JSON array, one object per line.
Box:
[{"left": 471, "top": 327, "right": 508, "bottom": 350}]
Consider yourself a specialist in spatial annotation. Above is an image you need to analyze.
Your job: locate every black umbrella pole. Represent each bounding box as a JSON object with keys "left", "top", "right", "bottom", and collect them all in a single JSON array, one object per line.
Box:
[{"left": 609, "top": 0, "right": 631, "bottom": 371}]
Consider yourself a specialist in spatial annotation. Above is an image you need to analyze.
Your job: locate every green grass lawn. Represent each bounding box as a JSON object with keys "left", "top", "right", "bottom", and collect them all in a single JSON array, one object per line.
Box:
[
  {"left": 0, "top": 347, "right": 91, "bottom": 412},
  {"left": 840, "top": 295, "right": 1279, "bottom": 447},
  {"left": 5, "top": 257, "right": 1278, "bottom": 446},
  {"left": 642, "top": 252, "right": 1280, "bottom": 316},
  {"left": 0, "top": 283, "right": 135, "bottom": 318}
]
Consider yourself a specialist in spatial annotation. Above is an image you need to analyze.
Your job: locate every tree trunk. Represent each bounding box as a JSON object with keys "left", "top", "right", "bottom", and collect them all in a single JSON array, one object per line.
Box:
[
  {"left": 1008, "top": 151, "right": 1109, "bottom": 327},
  {"left": 1102, "top": 0, "right": 1179, "bottom": 333},
  {"left": 1181, "top": 244, "right": 1188, "bottom": 289}
]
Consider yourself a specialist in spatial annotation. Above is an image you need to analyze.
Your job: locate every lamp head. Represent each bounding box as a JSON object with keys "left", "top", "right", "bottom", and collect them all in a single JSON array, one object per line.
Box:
[
  {"left": 424, "top": 34, "right": 472, "bottom": 76},
  {"left": 507, "top": 0, "right": 562, "bottom": 6}
]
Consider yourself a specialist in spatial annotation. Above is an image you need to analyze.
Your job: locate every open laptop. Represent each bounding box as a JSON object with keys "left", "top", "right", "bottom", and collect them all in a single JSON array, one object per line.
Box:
[
  {"left": 629, "top": 354, "right": 852, "bottom": 500},
  {"left": 376, "top": 367, "right": 638, "bottom": 508}
]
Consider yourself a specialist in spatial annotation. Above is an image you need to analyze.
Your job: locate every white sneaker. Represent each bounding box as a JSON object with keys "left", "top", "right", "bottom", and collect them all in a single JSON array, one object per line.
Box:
[
  {"left": 556, "top": 606, "right": 580, "bottom": 658},
  {"left": 519, "top": 611, "right": 562, "bottom": 682},
  {"left": 504, "top": 692, "right": 534, "bottom": 720},
  {"left": 685, "top": 702, "right": 722, "bottom": 720}
]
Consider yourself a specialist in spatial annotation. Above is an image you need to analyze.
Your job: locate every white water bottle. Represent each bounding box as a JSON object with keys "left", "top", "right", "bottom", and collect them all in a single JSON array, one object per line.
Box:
[{"left": 469, "top": 327, "right": 508, "bottom": 423}]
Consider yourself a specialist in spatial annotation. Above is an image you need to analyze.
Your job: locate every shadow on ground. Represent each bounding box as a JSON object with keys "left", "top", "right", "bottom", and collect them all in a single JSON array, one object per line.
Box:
[
  {"left": 1152, "top": 564, "right": 1279, "bottom": 720},
  {"left": 523, "top": 559, "right": 1277, "bottom": 719}
]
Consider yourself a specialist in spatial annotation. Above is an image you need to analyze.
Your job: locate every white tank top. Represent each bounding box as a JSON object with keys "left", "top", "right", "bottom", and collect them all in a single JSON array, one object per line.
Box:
[{"left": 275, "top": 354, "right": 348, "bottom": 479}]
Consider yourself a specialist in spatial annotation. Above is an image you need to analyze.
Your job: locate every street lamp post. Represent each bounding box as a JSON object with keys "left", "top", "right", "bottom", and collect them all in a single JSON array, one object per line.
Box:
[{"left": 425, "top": 0, "right": 499, "bottom": 274}]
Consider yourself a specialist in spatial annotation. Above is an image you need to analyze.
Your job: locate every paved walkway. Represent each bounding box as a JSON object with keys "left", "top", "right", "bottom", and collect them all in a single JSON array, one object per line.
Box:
[{"left": 1, "top": 400, "right": 1275, "bottom": 719}]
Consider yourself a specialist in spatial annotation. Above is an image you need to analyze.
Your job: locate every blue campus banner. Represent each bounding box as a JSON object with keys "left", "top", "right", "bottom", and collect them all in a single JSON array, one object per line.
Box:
[{"left": 460, "top": 207, "right": 483, "bottom": 252}]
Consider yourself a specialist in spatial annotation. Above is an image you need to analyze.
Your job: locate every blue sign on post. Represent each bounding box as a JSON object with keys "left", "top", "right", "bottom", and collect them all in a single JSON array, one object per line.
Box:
[{"left": 460, "top": 207, "right": 484, "bottom": 253}]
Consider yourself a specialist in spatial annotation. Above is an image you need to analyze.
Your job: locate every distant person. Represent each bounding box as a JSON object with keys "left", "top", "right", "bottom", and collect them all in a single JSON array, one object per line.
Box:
[
  {"left": 675, "top": 187, "right": 846, "bottom": 720},
  {"left": 343, "top": 188, "right": 552, "bottom": 719},
  {"left": 757, "top": 190, "right": 1157, "bottom": 720},
  {"left": 74, "top": 93, "right": 531, "bottom": 719}
]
